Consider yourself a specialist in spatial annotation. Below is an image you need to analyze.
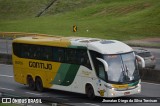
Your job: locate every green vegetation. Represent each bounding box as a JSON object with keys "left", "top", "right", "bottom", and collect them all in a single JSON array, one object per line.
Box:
[
  {"left": 0, "top": 104, "right": 19, "bottom": 106},
  {"left": 0, "top": 0, "right": 160, "bottom": 40}
]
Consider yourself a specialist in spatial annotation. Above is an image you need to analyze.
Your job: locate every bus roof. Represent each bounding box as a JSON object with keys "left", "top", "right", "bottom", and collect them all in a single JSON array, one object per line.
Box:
[{"left": 13, "top": 36, "right": 133, "bottom": 54}]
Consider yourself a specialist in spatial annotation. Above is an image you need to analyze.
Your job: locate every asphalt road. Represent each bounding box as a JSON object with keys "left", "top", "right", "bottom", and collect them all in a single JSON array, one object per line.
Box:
[
  {"left": 0, "top": 39, "right": 160, "bottom": 70},
  {"left": 0, "top": 64, "right": 160, "bottom": 106}
]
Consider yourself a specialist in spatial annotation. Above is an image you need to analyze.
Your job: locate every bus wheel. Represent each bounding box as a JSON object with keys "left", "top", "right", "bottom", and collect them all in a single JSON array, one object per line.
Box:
[
  {"left": 27, "top": 76, "right": 36, "bottom": 90},
  {"left": 35, "top": 77, "right": 43, "bottom": 92},
  {"left": 86, "top": 84, "right": 95, "bottom": 99}
]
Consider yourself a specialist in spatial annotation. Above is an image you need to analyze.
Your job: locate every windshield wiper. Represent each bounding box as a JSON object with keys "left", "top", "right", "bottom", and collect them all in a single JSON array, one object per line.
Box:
[
  {"left": 121, "top": 65, "right": 127, "bottom": 81},
  {"left": 124, "top": 64, "right": 131, "bottom": 81},
  {"left": 125, "top": 64, "right": 129, "bottom": 76}
]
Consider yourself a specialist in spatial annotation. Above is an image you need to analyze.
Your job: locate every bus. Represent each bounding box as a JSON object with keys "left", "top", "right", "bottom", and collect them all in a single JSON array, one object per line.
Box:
[{"left": 12, "top": 36, "right": 145, "bottom": 98}]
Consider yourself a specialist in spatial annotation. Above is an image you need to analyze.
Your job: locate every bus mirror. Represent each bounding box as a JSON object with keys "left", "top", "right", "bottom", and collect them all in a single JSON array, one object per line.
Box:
[
  {"left": 96, "top": 57, "right": 108, "bottom": 72},
  {"left": 136, "top": 55, "right": 145, "bottom": 68}
]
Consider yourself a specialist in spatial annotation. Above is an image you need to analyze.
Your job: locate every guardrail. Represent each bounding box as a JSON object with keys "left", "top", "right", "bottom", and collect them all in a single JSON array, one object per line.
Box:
[
  {"left": 0, "top": 32, "right": 49, "bottom": 39},
  {"left": 0, "top": 53, "right": 12, "bottom": 64}
]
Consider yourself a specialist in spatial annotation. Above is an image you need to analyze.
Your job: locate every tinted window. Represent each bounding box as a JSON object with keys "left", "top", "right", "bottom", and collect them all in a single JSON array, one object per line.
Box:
[
  {"left": 65, "top": 48, "right": 91, "bottom": 69},
  {"left": 13, "top": 43, "right": 53, "bottom": 61},
  {"left": 90, "top": 50, "right": 107, "bottom": 80},
  {"left": 138, "top": 52, "right": 151, "bottom": 57},
  {"left": 13, "top": 43, "right": 21, "bottom": 57},
  {"left": 53, "top": 47, "right": 65, "bottom": 62},
  {"left": 13, "top": 43, "right": 91, "bottom": 69},
  {"left": 97, "top": 61, "right": 106, "bottom": 81},
  {"left": 66, "top": 49, "right": 77, "bottom": 63}
]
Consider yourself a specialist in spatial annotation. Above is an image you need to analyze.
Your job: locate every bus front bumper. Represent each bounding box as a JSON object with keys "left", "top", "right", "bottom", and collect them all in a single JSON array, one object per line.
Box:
[{"left": 106, "top": 84, "right": 141, "bottom": 97}]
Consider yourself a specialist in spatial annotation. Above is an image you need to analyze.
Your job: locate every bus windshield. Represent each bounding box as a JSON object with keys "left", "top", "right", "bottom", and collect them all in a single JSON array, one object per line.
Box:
[{"left": 103, "top": 52, "right": 140, "bottom": 83}]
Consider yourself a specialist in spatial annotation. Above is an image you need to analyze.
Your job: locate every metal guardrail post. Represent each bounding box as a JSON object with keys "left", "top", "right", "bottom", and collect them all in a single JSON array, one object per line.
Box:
[
  {"left": 0, "top": 92, "right": 2, "bottom": 97},
  {"left": 52, "top": 103, "right": 57, "bottom": 106},
  {"left": 5, "top": 37, "right": 9, "bottom": 64}
]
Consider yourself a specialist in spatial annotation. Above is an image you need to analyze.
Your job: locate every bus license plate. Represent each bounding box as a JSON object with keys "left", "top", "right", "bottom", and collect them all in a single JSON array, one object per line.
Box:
[{"left": 124, "top": 92, "right": 130, "bottom": 95}]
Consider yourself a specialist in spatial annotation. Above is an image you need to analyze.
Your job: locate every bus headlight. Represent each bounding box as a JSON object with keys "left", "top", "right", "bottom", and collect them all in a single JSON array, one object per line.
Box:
[{"left": 111, "top": 88, "right": 115, "bottom": 90}]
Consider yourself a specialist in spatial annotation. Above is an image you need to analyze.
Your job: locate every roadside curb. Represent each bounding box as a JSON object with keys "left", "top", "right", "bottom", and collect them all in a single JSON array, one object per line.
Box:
[
  {"left": 128, "top": 44, "right": 160, "bottom": 49},
  {"left": 140, "top": 69, "right": 160, "bottom": 83}
]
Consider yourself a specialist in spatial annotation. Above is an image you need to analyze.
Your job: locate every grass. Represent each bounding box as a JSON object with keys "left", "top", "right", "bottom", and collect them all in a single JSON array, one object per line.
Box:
[
  {"left": 0, "top": 104, "right": 19, "bottom": 106},
  {"left": 0, "top": 0, "right": 50, "bottom": 20},
  {"left": 0, "top": 0, "right": 160, "bottom": 41}
]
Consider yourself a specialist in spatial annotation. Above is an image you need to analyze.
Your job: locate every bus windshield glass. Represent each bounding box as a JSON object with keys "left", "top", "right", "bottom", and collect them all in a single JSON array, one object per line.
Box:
[{"left": 103, "top": 52, "right": 139, "bottom": 83}]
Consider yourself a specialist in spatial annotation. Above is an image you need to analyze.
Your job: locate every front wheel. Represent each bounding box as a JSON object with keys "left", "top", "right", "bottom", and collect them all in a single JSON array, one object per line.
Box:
[{"left": 86, "top": 84, "right": 95, "bottom": 99}]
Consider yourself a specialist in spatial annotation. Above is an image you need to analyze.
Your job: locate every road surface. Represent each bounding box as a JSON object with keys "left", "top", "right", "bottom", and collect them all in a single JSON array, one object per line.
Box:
[{"left": 0, "top": 64, "right": 160, "bottom": 106}]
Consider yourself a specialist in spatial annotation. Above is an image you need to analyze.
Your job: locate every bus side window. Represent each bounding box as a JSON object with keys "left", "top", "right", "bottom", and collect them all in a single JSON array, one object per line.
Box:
[
  {"left": 43, "top": 46, "right": 52, "bottom": 61},
  {"left": 36, "top": 46, "right": 53, "bottom": 61},
  {"left": 89, "top": 50, "right": 107, "bottom": 81},
  {"left": 22, "top": 44, "right": 30, "bottom": 58},
  {"left": 53, "top": 47, "right": 65, "bottom": 62},
  {"left": 97, "top": 62, "right": 106, "bottom": 81},
  {"left": 13, "top": 43, "right": 21, "bottom": 57},
  {"left": 33, "top": 46, "right": 40, "bottom": 59},
  {"left": 66, "top": 49, "right": 76, "bottom": 64},
  {"left": 78, "top": 49, "right": 91, "bottom": 69}
]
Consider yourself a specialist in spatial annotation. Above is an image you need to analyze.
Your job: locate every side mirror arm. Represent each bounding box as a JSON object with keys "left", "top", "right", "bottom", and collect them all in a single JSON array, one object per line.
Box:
[
  {"left": 96, "top": 57, "right": 109, "bottom": 72},
  {"left": 136, "top": 55, "right": 145, "bottom": 68}
]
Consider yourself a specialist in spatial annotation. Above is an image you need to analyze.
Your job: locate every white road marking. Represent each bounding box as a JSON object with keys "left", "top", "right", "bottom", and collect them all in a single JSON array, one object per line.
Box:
[
  {"left": 84, "top": 103, "right": 100, "bottom": 106},
  {"left": 57, "top": 97, "right": 68, "bottom": 101},
  {"left": 25, "top": 92, "right": 42, "bottom": 96},
  {"left": 15, "top": 103, "right": 27, "bottom": 106},
  {"left": 0, "top": 87, "right": 15, "bottom": 91},
  {"left": 141, "top": 82, "right": 160, "bottom": 86},
  {"left": 0, "top": 74, "right": 13, "bottom": 78},
  {"left": 0, "top": 64, "right": 12, "bottom": 66}
]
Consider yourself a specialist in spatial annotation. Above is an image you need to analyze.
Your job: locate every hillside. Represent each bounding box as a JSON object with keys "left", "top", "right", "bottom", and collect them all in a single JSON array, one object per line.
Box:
[
  {"left": 0, "top": 0, "right": 160, "bottom": 40},
  {"left": 0, "top": 0, "right": 96, "bottom": 20},
  {"left": 0, "top": 0, "right": 49, "bottom": 20}
]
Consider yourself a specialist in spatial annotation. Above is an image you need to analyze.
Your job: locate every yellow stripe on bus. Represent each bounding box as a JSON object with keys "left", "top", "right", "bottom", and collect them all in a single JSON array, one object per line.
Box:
[{"left": 112, "top": 84, "right": 128, "bottom": 88}]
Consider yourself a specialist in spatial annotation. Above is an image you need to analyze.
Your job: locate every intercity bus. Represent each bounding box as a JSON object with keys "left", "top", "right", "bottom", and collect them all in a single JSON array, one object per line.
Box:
[{"left": 12, "top": 36, "right": 145, "bottom": 98}]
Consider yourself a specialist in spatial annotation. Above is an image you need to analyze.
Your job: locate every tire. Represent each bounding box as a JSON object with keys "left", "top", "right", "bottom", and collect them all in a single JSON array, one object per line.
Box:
[
  {"left": 35, "top": 77, "right": 43, "bottom": 92},
  {"left": 27, "top": 76, "right": 36, "bottom": 90},
  {"left": 86, "top": 84, "right": 95, "bottom": 99}
]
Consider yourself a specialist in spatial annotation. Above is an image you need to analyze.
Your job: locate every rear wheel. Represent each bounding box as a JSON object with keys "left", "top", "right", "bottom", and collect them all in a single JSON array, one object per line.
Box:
[
  {"left": 86, "top": 84, "right": 95, "bottom": 99},
  {"left": 27, "top": 76, "right": 36, "bottom": 90},
  {"left": 35, "top": 77, "right": 43, "bottom": 92}
]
